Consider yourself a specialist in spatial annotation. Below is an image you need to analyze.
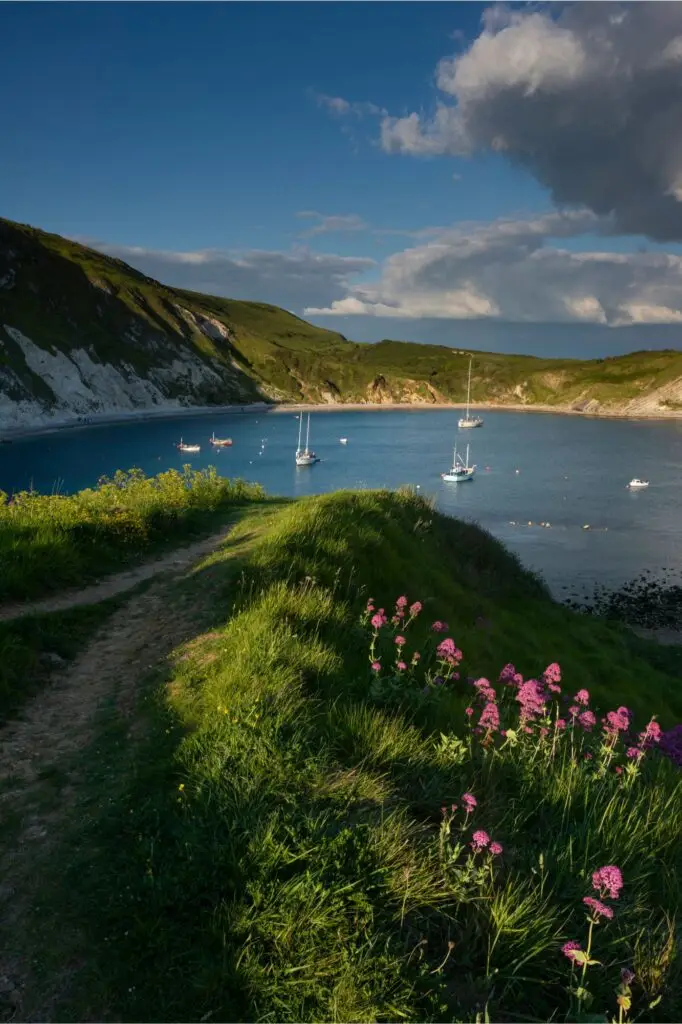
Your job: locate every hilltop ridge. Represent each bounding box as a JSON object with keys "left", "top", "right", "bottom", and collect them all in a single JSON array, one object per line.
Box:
[{"left": 3, "top": 216, "right": 682, "bottom": 432}]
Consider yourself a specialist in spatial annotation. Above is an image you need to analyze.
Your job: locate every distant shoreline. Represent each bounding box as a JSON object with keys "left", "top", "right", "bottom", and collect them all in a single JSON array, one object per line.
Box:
[{"left": 2, "top": 398, "right": 682, "bottom": 444}]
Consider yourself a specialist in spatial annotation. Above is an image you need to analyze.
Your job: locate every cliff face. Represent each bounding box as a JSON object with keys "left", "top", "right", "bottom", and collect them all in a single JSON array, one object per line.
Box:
[{"left": 2, "top": 216, "right": 682, "bottom": 432}]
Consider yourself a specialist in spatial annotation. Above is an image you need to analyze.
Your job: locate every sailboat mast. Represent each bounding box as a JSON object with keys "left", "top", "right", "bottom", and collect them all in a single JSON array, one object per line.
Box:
[
  {"left": 466, "top": 358, "right": 472, "bottom": 419},
  {"left": 297, "top": 413, "right": 303, "bottom": 452},
  {"left": 305, "top": 413, "right": 311, "bottom": 450}
]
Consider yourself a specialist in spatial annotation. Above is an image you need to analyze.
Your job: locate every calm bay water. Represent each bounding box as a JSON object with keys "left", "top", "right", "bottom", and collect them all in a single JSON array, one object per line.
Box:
[{"left": 3, "top": 407, "right": 682, "bottom": 597}]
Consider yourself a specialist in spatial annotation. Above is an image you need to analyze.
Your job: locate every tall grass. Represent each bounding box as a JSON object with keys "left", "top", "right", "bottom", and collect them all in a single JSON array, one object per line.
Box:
[
  {"left": 0, "top": 466, "right": 265, "bottom": 601},
  {"left": 50, "top": 490, "right": 682, "bottom": 1022}
]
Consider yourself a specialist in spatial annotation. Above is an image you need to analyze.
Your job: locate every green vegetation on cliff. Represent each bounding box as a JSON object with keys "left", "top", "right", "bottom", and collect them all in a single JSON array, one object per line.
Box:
[
  {"left": 3, "top": 216, "right": 682, "bottom": 416},
  {"left": 4, "top": 482, "right": 680, "bottom": 1022}
]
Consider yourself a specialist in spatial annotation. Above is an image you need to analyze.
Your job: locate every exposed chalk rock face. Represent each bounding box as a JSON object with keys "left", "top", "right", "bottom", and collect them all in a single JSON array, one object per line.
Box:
[{"left": 0, "top": 326, "right": 236, "bottom": 432}]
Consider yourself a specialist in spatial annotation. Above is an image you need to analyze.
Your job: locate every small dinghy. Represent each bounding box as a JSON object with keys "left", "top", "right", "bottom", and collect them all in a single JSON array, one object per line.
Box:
[{"left": 628, "top": 478, "right": 649, "bottom": 489}]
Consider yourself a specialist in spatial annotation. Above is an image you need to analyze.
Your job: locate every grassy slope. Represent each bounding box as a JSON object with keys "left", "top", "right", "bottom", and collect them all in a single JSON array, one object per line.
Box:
[
  {"left": 3, "top": 216, "right": 682, "bottom": 410},
  {"left": 0, "top": 467, "right": 266, "bottom": 602},
  {"left": 36, "top": 490, "right": 682, "bottom": 1022}
]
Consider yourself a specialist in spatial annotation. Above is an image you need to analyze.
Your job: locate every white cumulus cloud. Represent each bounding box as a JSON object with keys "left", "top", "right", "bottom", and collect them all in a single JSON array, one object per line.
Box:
[
  {"left": 379, "top": 2, "right": 682, "bottom": 241},
  {"left": 304, "top": 211, "right": 682, "bottom": 325}
]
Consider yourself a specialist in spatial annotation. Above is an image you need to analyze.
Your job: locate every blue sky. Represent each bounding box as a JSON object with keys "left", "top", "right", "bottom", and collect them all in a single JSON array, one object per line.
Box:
[{"left": 3, "top": 2, "right": 682, "bottom": 357}]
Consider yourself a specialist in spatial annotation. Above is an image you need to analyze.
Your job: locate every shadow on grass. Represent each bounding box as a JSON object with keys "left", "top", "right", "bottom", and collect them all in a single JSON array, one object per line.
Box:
[{"left": 16, "top": 489, "right": 682, "bottom": 1022}]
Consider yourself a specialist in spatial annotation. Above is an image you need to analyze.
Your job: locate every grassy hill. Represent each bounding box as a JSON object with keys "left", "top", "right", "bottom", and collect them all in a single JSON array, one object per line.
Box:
[
  {"left": 2, "top": 480, "right": 681, "bottom": 1021},
  {"left": 3, "top": 215, "right": 682, "bottom": 425}
]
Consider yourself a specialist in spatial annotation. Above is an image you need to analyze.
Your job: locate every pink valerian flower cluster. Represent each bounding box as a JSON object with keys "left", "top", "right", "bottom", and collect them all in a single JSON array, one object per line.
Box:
[
  {"left": 578, "top": 710, "right": 597, "bottom": 732},
  {"left": 639, "top": 717, "right": 662, "bottom": 749},
  {"left": 371, "top": 610, "right": 387, "bottom": 630},
  {"left": 603, "top": 706, "right": 631, "bottom": 742},
  {"left": 470, "top": 829, "right": 490, "bottom": 851},
  {"left": 583, "top": 896, "right": 614, "bottom": 920},
  {"left": 462, "top": 792, "right": 477, "bottom": 813},
  {"left": 582, "top": 863, "right": 622, "bottom": 923},
  {"left": 431, "top": 620, "right": 449, "bottom": 633},
  {"left": 473, "top": 677, "right": 496, "bottom": 703},
  {"left": 470, "top": 830, "right": 503, "bottom": 855},
  {"left": 515, "top": 679, "right": 546, "bottom": 723},
  {"left": 543, "top": 663, "right": 562, "bottom": 692},
  {"left": 436, "top": 637, "right": 462, "bottom": 663},
  {"left": 479, "top": 702, "right": 500, "bottom": 733},
  {"left": 499, "top": 663, "right": 517, "bottom": 683},
  {"left": 563, "top": 864, "right": 623, "bottom": 972},
  {"left": 592, "top": 865, "right": 623, "bottom": 900},
  {"left": 575, "top": 688, "right": 590, "bottom": 706},
  {"left": 562, "top": 940, "right": 583, "bottom": 962}
]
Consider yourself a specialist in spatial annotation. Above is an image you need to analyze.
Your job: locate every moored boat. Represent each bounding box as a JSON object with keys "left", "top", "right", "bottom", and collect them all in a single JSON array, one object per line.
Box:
[
  {"left": 176, "top": 437, "right": 201, "bottom": 453},
  {"left": 209, "top": 432, "right": 233, "bottom": 447}
]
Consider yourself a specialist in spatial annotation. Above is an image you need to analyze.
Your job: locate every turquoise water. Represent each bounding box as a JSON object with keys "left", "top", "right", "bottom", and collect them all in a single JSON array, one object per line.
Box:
[{"left": 3, "top": 407, "right": 682, "bottom": 595}]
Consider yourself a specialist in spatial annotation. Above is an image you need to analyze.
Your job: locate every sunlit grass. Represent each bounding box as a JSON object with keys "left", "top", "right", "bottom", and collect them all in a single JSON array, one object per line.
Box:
[
  {"left": 34, "top": 488, "right": 679, "bottom": 1022},
  {"left": 0, "top": 466, "right": 265, "bottom": 601}
]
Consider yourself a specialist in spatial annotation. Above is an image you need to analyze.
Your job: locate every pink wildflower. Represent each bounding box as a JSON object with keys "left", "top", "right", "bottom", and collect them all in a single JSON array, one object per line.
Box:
[
  {"left": 562, "top": 940, "right": 583, "bottom": 962},
  {"left": 626, "top": 746, "right": 643, "bottom": 760},
  {"left": 583, "top": 896, "right": 614, "bottom": 920},
  {"left": 578, "top": 710, "right": 597, "bottom": 732},
  {"left": 471, "top": 829, "right": 490, "bottom": 851},
  {"left": 437, "top": 638, "right": 457, "bottom": 659},
  {"left": 544, "top": 662, "right": 561, "bottom": 683},
  {"left": 515, "top": 679, "right": 546, "bottom": 722},
  {"left": 366, "top": 600, "right": 375, "bottom": 613},
  {"left": 396, "top": 661, "right": 407, "bottom": 671},
  {"left": 621, "top": 968, "right": 635, "bottom": 986},
  {"left": 462, "top": 792, "right": 477, "bottom": 812},
  {"left": 396, "top": 596, "right": 408, "bottom": 609},
  {"left": 479, "top": 702, "right": 500, "bottom": 732},
  {"left": 371, "top": 612, "right": 387, "bottom": 630},
  {"left": 465, "top": 707, "right": 474, "bottom": 717},
  {"left": 547, "top": 683, "right": 562, "bottom": 694},
  {"left": 371, "top": 661, "right": 381, "bottom": 672},
  {"left": 615, "top": 765, "right": 623, "bottom": 775},
  {"left": 513, "top": 672, "right": 523, "bottom": 686},
  {"left": 499, "top": 663, "right": 517, "bottom": 683},
  {"left": 556, "top": 718, "right": 567, "bottom": 730},
  {"left": 395, "top": 635, "right": 406, "bottom": 647},
  {"left": 489, "top": 841, "right": 503, "bottom": 856},
  {"left": 431, "top": 621, "right": 449, "bottom": 633},
  {"left": 409, "top": 601, "right": 422, "bottom": 616},
  {"left": 575, "top": 689, "right": 590, "bottom": 706},
  {"left": 391, "top": 615, "right": 401, "bottom": 625},
  {"left": 592, "top": 865, "right": 623, "bottom": 900},
  {"left": 604, "top": 708, "right": 630, "bottom": 734},
  {"left": 639, "top": 718, "right": 662, "bottom": 748},
  {"left": 568, "top": 705, "right": 579, "bottom": 717}
]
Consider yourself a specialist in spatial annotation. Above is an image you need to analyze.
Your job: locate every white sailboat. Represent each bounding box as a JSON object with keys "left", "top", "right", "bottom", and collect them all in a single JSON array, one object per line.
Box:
[
  {"left": 295, "top": 413, "right": 318, "bottom": 466},
  {"left": 441, "top": 442, "right": 476, "bottom": 483},
  {"left": 459, "top": 356, "right": 483, "bottom": 429},
  {"left": 209, "top": 432, "right": 232, "bottom": 447},
  {"left": 176, "top": 437, "right": 201, "bottom": 453}
]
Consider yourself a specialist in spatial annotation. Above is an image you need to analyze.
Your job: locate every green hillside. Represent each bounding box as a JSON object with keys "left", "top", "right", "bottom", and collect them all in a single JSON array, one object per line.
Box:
[
  {"left": 2, "top": 215, "right": 682, "bottom": 420},
  {"left": 4, "top": 484, "right": 681, "bottom": 1021}
]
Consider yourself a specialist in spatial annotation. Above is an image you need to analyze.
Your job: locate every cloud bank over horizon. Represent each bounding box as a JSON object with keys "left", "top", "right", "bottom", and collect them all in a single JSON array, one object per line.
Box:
[
  {"left": 87, "top": 3, "right": 682, "bottom": 354},
  {"left": 380, "top": 3, "right": 682, "bottom": 242}
]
